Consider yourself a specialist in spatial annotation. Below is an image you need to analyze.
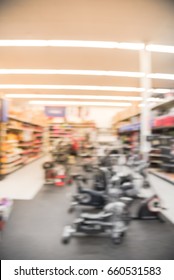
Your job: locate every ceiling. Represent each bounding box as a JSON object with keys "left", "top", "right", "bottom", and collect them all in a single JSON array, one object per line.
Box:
[{"left": 0, "top": 0, "right": 174, "bottom": 106}]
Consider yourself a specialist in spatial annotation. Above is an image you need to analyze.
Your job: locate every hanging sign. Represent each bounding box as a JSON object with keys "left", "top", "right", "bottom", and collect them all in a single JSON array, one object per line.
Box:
[
  {"left": 45, "top": 106, "right": 66, "bottom": 117},
  {"left": 66, "top": 106, "right": 91, "bottom": 122}
]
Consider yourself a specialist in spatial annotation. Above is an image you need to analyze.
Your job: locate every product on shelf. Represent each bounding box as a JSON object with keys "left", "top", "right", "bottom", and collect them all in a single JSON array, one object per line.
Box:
[
  {"left": 114, "top": 98, "right": 174, "bottom": 175},
  {"left": 0, "top": 116, "right": 46, "bottom": 179}
]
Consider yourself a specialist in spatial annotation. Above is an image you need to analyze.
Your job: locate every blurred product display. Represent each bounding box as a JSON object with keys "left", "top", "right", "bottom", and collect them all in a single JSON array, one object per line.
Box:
[{"left": 0, "top": 96, "right": 174, "bottom": 259}]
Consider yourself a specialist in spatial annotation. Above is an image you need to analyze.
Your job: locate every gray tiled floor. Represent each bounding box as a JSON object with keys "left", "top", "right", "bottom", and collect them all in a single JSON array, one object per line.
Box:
[
  {"left": 0, "top": 183, "right": 174, "bottom": 260},
  {"left": 0, "top": 158, "right": 174, "bottom": 260}
]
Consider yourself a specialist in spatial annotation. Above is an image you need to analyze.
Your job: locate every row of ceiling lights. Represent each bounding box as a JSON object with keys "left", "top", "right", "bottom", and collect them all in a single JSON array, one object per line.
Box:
[
  {"left": 0, "top": 40, "right": 174, "bottom": 53},
  {"left": 0, "top": 69, "right": 174, "bottom": 80},
  {"left": 1, "top": 80, "right": 172, "bottom": 106},
  {"left": 1, "top": 85, "right": 171, "bottom": 93},
  {"left": 4, "top": 92, "right": 164, "bottom": 107},
  {"left": 1, "top": 40, "right": 173, "bottom": 106}
]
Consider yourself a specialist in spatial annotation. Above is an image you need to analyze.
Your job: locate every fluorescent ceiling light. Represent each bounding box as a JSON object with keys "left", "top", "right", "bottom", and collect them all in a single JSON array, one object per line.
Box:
[
  {"left": 148, "top": 73, "right": 174, "bottom": 80},
  {"left": 29, "top": 100, "right": 131, "bottom": 107},
  {"left": 0, "top": 40, "right": 145, "bottom": 50},
  {"left": 0, "top": 84, "right": 143, "bottom": 92},
  {"left": 151, "top": 88, "right": 173, "bottom": 94},
  {"left": 1, "top": 69, "right": 174, "bottom": 81},
  {"left": 0, "top": 40, "right": 173, "bottom": 53},
  {"left": 1, "top": 84, "right": 171, "bottom": 94},
  {"left": 117, "top": 43, "right": 145, "bottom": 50},
  {"left": 6, "top": 93, "right": 162, "bottom": 102},
  {"left": 146, "top": 44, "right": 174, "bottom": 54},
  {"left": 0, "top": 40, "right": 119, "bottom": 48},
  {"left": 0, "top": 69, "right": 144, "bottom": 78},
  {"left": 6, "top": 93, "right": 142, "bottom": 100}
]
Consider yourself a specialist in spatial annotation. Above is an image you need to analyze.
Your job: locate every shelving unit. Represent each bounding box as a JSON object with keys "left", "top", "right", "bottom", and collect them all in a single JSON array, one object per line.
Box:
[
  {"left": 118, "top": 129, "right": 140, "bottom": 154},
  {"left": 48, "top": 122, "right": 96, "bottom": 145},
  {"left": 149, "top": 99, "right": 174, "bottom": 170},
  {"left": 148, "top": 135, "right": 162, "bottom": 168},
  {"left": 113, "top": 106, "right": 141, "bottom": 154},
  {"left": 0, "top": 116, "right": 45, "bottom": 180},
  {"left": 113, "top": 98, "right": 174, "bottom": 174}
]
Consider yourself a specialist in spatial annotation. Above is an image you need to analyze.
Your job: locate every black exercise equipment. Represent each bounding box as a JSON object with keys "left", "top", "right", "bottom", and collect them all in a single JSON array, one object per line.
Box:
[
  {"left": 68, "top": 170, "right": 136, "bottom": 212},
  {"left": 62, "top": 200, "right": 130, "bottom": 245},
  {"left": 134, "top": 195, "right": 165, "bottom": 221},
  {"left": 69, "top": 174, "right": 107, "bottom": 212}
]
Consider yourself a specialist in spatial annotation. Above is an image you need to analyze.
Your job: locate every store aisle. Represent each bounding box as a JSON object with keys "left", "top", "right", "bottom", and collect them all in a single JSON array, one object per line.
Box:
[
  {"left": 0, "top": 157, "right": 47, "bottom": 200},
  {"left": 0, "top": 179, "right": 174, "bottom": 260},
  {"left": 0, "top": 159, "right": 174, "bottom": 259}
]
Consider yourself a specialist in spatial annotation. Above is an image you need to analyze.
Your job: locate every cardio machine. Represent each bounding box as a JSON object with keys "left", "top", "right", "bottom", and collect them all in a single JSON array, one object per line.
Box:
[
  {"left": 68, "top": 167, "right": 136, "bottom": 212},
  {"left": 62, "top": 198, "right": 131, "bottom": 245}
]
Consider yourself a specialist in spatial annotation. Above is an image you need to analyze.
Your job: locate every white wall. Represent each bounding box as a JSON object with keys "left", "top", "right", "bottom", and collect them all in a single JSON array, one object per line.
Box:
[{"left": 89, "top": 107, "right": 122, "bottom": 128}]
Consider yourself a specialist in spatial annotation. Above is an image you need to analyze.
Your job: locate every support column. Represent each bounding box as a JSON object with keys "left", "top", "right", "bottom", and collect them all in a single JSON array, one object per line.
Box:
[{"left": 139, "top": 49, "right": 152, "bottom": 160}]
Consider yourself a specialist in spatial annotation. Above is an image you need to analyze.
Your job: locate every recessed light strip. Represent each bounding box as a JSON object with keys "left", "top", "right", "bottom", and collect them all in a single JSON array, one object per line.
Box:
[
  {"left": 0, "top": 69, "right": 144, "bottom": 78},
  {"left": 0, "top": 69, "right": 174, "bottom": 80},
  {"left": 0, "top": 84, "right": 172, "bottom": 94},
  {"left": 151, "top": 88, "right": 172, "bottom": 94},
  {"left": 6, "top": 93, "right": 142, "bottom": 100},
  {"left": 0, "top": 84, "right": 143, "bottom": 92},
  {"left": 28, "top": 100, "right": 131, "bottom": 107},
  {"left": 0, "top": 40, "right": 174, "bottom": 53},
  {"left": 148, "top": 73, "right": 174, "bottom": 80},
  {"left": 146, "top": 44, "right": 174, "bottom": 54},
  {"left": 6, "top": 93, "right": 162, "bottom": 102},
  {"left": 0, "top": 40, "right": 145, "bottom": 50}
]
